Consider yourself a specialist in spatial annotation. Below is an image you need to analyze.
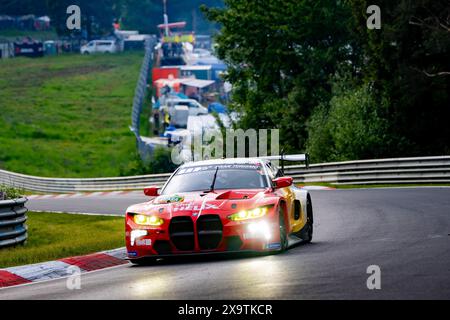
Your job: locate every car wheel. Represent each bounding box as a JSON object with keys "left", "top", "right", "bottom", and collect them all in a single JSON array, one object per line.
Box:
[
  {"left": 299, "top": 195, "right": 313, "bottom": 243},
  {"left": 278, "top": 205, "right": 288, "bottom": 251}
]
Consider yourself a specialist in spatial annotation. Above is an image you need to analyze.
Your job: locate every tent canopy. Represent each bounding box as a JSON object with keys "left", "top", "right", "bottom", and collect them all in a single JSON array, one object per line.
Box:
[{"left": 180, "top": 79, "right": 215, "bottom": 89}]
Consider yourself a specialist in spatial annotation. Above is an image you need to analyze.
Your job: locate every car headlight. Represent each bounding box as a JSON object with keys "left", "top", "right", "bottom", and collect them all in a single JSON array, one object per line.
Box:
[
  {"left": 133, "top": 214, "right": 164, "bottom": 226},
  {"left": 228, "top": 206, "right": 269, "bottom": 221}
]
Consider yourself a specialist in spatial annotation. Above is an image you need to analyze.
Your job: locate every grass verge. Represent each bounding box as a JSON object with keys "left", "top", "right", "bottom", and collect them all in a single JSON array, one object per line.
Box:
[
  {"left": 0, "top": 212, "right": 124, "bottom": 268},
  {"left": 0, "top": 29, "right": 58, "bottom": 41},
  {"left": 0, "top": 52, "right": 143, "bottom": 178}
]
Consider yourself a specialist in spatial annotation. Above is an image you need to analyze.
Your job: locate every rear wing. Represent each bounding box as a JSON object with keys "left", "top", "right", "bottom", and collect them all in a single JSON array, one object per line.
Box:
[{"left": 261, "top": 153, "right": 309, "bottom": 173}]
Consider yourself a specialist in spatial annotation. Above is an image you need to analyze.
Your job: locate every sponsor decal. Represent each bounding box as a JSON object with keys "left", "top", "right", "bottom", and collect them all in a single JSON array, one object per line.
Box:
[
  {"left": 127, "top": 251, "right": 138, "bottom": 257},
  {"left": 155, "top": 194, "right": 184, "bottom": 204},
  {"left": 163, "top": 34, "right": 194, "bottom": 43},
  {"left": 266, "top": 243, "right": 281, "bottom": 250},
  {"left": 173, "top": 202, "right": 219, "bottom": 212},
  {"left": 177, "top": 164, "right": 261, "bottom": 175},
  {"left": 136, "top": 239, "right": 152, "bottom": 246}
]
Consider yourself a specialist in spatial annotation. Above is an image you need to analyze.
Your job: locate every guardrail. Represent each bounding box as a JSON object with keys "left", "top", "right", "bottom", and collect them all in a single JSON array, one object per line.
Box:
[
  {"left": 0, "top": 198, "right": 28, "bottom": 248},
  {"left": 0, "top": 156, "right": 449, "bottom": 193},
  {"left": 284, "top": 155, "right": 450, "bottom": 185},
  {"left": 0, "top": 170, "right": 171, "bottom": 193}
]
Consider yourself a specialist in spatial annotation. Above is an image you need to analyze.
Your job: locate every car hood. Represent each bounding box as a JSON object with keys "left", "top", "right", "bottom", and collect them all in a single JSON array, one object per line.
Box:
[{"left": 126, "top": 189, "right": 276, "bottom": 218}]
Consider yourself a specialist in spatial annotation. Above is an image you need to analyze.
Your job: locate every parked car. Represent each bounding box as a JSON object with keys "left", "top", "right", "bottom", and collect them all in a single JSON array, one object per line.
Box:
[
  {"left": 191, "top": 48, "right": 211, "bottom": 58},
  {"left": 165, "top": 98, "right": 208, "bottom": 116},
  {"left": 170, "top": 105, "right": 190, "bottom": 128},
  {"left": 80, "top": 40, "right": 118, "bottom": 54}
]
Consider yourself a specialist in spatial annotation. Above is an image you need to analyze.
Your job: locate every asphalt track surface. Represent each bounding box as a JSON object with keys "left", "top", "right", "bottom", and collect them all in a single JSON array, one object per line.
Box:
[{"left": 2, "top": 188, "right": 450, "bottom": 299}]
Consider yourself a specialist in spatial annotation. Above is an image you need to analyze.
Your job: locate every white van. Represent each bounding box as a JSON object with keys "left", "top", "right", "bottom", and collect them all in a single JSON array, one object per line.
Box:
[
  {"left": 80, "top": 40, "right": 118, "bottom": 54},
  {"left": 165, "top": 98, "right": 208, "bottom": 116}
]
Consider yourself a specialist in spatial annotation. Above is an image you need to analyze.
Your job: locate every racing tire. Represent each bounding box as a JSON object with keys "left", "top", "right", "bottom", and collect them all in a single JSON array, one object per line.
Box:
[
  {"left": 298, "top": 195, "right": 313, "bottom": 243},
  {"left": 278, "top": 205, "right": 288, "bottom": 252}
]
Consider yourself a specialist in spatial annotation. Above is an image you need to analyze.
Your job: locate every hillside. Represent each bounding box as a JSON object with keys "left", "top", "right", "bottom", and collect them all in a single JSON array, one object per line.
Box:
[{"left": 0, "top": 53, "right": 143, "bottom": 178}]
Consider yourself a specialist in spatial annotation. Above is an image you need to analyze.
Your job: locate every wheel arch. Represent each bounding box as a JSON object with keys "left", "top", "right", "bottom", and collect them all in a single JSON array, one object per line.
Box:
[
  {"left": 306, "top": 193, "right": 313, "bottom": 223},
  {"left": 292, "top": 188, "right": 310, "bottom": 223},
  {"left": 278, "top": 199, "right": 289, "bottom": 231}
]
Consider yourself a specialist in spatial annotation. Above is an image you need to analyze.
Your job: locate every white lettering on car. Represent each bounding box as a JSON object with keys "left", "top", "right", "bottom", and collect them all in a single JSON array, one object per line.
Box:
[{"left": 173, "top": 203, "right": 219, "bottom": 212}]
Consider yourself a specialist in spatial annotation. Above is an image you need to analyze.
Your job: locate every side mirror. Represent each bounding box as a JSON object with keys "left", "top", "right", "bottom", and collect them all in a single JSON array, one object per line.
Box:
[
  {"left": 143, "top": 186, "right": 160, "bottom": 197},
  {"left": 272, "top": 177, "right": 293, "bottom": 189}
]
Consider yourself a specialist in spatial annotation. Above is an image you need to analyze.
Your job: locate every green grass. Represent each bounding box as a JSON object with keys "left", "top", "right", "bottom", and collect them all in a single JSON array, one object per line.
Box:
[
  {"left": 0, "top": 52, "right": 144, "bottom": 177},
  {"left": 0, "top": 212, "right": 124, "bottom": 268},
  {"left": 0, "top": 29, "right": 58, "bottom": 41},
  {"left": 0, "top": 185, "right": 24, "bottom": 199}
]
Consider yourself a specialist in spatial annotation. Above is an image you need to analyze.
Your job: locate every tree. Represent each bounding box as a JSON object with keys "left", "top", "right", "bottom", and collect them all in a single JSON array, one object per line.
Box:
[
  {"left": 0, "top": 0, "right": 48, "bottom": 16},
  {"left": 205, "top": 0, "right": 450, "bottom": 161},
  {"left": 203, "top": 0, "right": 359, "bottom": 153},
  {"left": 408, "top": 1, "right": 450, "bottom": 77},
  {"left": 120, "top": 0, "right": 161, "bottom": 34},
  {"left": 349, "top": 0, "right": 450, "bottom": 156},
  {"left": 307, "top": 82, "right": 389, "bottom": 162}
]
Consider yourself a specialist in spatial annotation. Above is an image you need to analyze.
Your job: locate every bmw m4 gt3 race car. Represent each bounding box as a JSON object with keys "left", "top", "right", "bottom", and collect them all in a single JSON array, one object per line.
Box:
[{"left": 125, "top": 155, "right": 313, "bottom": 264}]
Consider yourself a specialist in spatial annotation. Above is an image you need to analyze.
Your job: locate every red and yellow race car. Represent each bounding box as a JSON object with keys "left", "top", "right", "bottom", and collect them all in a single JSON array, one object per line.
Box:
[{"left": 125, "top": 155, "right": 313, "bottom": 264}]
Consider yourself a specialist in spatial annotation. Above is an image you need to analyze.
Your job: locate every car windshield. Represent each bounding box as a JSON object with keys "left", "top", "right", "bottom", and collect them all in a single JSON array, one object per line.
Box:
[{"left": 161, "top": 164, "right": 268, "bottom": 194}]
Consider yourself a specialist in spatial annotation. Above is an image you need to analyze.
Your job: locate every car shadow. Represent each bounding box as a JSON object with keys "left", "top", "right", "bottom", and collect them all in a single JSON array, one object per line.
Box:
[
  {"left": 129, "top": 240, "right": 324, "bottom": 267},
  {"left": 129, "top": 251, "right": 264, "bottom": 267}
]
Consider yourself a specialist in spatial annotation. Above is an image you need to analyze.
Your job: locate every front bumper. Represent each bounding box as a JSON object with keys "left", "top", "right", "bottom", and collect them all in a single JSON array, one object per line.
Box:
[{"left": 125, "top": 215, "right": 282, "bottom": 260}]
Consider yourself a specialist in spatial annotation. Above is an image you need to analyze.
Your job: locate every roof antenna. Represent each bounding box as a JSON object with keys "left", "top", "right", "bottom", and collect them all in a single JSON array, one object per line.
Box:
[{"left": 204, "top": 166, "right": 219, "bottom": 194}]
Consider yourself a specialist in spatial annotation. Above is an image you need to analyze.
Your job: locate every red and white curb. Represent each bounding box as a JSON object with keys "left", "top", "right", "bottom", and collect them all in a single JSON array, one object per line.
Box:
[
  {"left": 0, "top": 248, "right": 129, "bottom": 289},
  {"left": 27, "top": 187, "right": 334, "bottom": 200},
  {"left": 27, "top": 191, "right": 144, "bottom": 200}
]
